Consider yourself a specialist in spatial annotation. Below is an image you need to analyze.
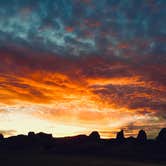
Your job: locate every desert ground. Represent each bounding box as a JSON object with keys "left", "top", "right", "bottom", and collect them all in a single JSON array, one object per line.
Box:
[{"left": 0, "top": 153, "right": 165, "bottom": 166}]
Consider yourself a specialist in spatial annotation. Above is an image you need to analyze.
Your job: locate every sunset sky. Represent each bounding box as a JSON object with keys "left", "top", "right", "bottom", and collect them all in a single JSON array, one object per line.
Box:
[{"left": 0, "top": 0, "right": 166, "bottom": 138}]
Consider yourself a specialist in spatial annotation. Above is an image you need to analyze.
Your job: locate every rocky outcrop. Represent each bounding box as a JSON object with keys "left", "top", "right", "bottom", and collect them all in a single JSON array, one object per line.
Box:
[
  {"left": 137, "top": 130, "right": 147, "bottom": 143},
  {"left": 89, "top": 131, "right": 100, "bottom": 141},
  {"left": 0, "top": 133, "right": 4, "bottom": 140},
  {"left": 156, "top": 128, "right": 166, "bottom": 142},
  {"left": 116, "top": 130, "right": 125, "bottom": 142}
]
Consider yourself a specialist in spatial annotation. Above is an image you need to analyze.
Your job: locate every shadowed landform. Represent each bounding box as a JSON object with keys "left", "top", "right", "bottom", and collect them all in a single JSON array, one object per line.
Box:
[{"left": 0, "top": 128, "right": 166, "bottom": 166}]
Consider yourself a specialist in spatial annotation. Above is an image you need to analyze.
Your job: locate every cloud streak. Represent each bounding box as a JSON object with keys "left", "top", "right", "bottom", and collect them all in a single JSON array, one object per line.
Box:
[
  {"left": 0, "top": 0, "right": 165, "bottom": 138},
  {"left": 0, "top": 45, "right": 165, "bottom": 138}
]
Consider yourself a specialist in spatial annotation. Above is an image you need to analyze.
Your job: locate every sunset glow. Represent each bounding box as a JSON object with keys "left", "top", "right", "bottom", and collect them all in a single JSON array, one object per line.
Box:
[{"left": 0, "top": 0, "right": 165, "bottom": 138}]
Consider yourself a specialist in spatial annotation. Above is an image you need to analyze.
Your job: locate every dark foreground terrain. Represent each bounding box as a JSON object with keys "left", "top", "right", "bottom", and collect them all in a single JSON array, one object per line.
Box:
[
  {"left": 0, "top": 128, "right": 166, "bottom": 166},
  {"left": 0, "top": 153, "right": 165, "bottom": 166}
]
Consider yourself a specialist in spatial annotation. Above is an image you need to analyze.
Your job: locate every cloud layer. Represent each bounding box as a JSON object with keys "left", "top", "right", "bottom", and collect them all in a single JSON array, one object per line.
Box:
[{"left": 0, "top": 0, "right": 165, "bottom": 138}]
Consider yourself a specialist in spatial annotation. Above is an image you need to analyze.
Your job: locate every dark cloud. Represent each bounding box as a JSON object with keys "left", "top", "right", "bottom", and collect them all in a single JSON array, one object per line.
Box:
[{"left": 0, "top": 0, "right": 165, "bottom": 56}]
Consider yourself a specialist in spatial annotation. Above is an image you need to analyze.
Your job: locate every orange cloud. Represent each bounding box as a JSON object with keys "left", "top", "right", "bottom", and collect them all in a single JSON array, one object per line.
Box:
[{"left": 0, "top": 47, "right": 165, "bottom": 138}]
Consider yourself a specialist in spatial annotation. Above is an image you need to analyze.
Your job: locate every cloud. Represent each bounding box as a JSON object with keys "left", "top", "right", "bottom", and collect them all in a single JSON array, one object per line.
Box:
[
  {"left": 0, "top": 45, "right": 165, "bottom": 135},
  {"left": 0, "top": 0, "right": 165, "bottom": 56},
  {"left": 0, "top": 0, "right": 165, "bottom": 137},
  {"left": 0, "top": 130, "right": 16, "bottom": 137},
  {"left": 0, "top": 109, "right": 7, "bottom": 113}
]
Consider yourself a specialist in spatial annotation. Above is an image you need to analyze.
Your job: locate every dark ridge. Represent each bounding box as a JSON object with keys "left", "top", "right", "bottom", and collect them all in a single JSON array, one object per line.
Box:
[{"left": 0, "top": 128, "right": 166, "bottom": 162}]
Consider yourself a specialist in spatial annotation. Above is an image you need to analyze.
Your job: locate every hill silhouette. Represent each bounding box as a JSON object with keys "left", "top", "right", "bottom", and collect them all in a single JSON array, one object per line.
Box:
[{"left": 0, "top": 128, "right": 166, "bottom": 162}]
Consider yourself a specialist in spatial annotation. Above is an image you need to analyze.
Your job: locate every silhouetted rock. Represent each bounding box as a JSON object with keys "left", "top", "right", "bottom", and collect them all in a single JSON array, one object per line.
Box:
[
  {"left": 137, "top": 130, "right": 147, "bottom": 143},
  {"left": 36, "top": 132, "right": 53, "bottom": 139},
  {"left": 0, "top": 133, "right": 4, "bottom": 140},
  {"left": 126, "top": 136, "right": 136, "bottom": 144},
  {"left": 28, "top": 132, "right": 35, "bottom": 137},
  {"left": 36, "top": 132, "right": 53, "bottom": 145},
  {"left": 116, "top": 130, "right": 125, "bottom": 142},
  {"left": 70, "top": 134, "right": 88, "bottom": 142},
  {"left": 0, "top": 128, "right": 166, "bottom": 162},
  {"left": 89, "top": 131, "right": 100, "bottom": 141},
  {"left": 156, "top": 128, "right": 166, "bottom": 142}
]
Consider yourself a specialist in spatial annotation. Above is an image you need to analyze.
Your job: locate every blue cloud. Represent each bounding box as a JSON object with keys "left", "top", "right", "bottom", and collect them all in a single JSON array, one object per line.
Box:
[{"left": 0, "top": 0, "right": 165, "bottom": 57}]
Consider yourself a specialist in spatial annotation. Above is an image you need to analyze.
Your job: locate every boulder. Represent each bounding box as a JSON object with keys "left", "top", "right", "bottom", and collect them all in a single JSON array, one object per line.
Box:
[
  {"left": 156, "top": 128, "right": 166, "bottom": 142},
  {"left": 137, "top": 130, "right": 147, "bottom": 143},
  {"left": 89, "top": 131, "right": 100, "bottom": 141},
  {"left": 0, "top": 133, "right": 4, "bottom": 140},
  {"left": 116, "top": 130, "right": 125, "bottom": 142}
]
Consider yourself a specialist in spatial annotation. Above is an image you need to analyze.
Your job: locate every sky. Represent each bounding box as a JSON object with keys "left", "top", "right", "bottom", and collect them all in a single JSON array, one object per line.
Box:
[{"left": 0, "top": 0, "right": 166, "bottom": 138}]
